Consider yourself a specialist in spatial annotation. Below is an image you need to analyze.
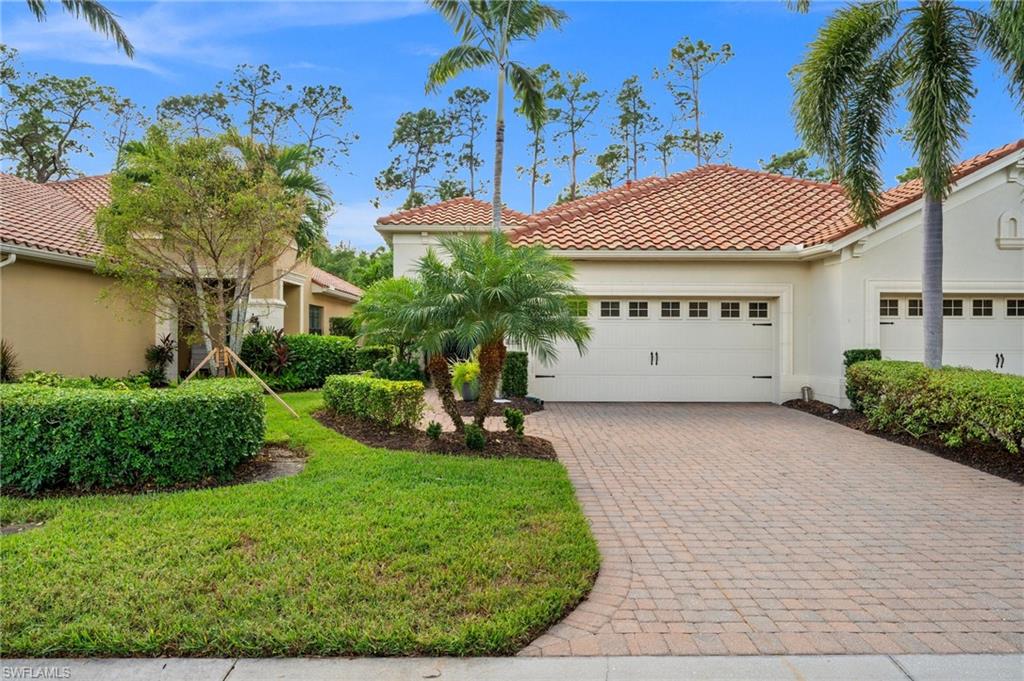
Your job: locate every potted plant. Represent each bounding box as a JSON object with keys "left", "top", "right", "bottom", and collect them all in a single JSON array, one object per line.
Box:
[{"left": 451, "top": 358, "right": 480, "bottom": 402}]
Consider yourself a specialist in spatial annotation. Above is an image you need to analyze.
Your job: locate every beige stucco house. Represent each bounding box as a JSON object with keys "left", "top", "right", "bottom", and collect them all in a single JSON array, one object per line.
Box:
[
  {"left": 0, "top": 173, "right": 362, "bottom": 379},
  {"left": 379, "top": 140, "right": 1024, "bottom": 407}
]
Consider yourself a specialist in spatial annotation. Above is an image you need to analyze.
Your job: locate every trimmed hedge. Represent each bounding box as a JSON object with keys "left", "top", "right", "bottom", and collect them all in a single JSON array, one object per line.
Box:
[
  {"left": 846, "top": 360, "right": 1024, "bottom": 454},
  {"left": 323, "top": 373, "right": 425, "bottom": 428},
  {"left": 842, "top": 348, "right": 882, "bottom": 407},
  {"left": 0, "top": 379, "right": 264, "bottom": 493},
  {"left": 354, "top": 345, "right": 393, "bottom": 371},
  {"left": 240, "top": 332, "right": 355, "bottom": 390},
  {"left": 502, "top": 351, "right": 529, "bottom": 398},
  {"left": 329, "top": 316, "right": 355, "bottom": 337}
]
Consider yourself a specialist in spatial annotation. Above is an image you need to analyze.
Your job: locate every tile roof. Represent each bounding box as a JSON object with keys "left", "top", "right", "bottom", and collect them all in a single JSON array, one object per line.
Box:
[
  {"left": 310, "top": 266, "right": 364, "bottom": 299},
  {"left": 0, "top": 173, "right": 101, "bottom": 258},
  {"left": 510, "top": 140, "right": 1023, "bottom": 251},
  {"left": 46, "top": 174, "right": 112, "bottom": 212},
  {"left": 377, "top": 196, "right": 530, "bottom": 227}
]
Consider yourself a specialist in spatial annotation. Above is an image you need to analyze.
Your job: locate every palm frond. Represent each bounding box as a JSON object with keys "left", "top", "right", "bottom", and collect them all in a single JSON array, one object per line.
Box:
[
  {"left": 977, "top": 0, "right": 1024, "bottom": 110},
  {"left": 508, "top": 62, "right": 546, "bottom": 129},
  {"left": 426, "top": 44, "right": 494, "bottom": 93},
  {"left": 31, "top": 0, "right": 136, "bottom": 57},
  {"left": 904, "top": 0, "right": 976, "bottom": 201}
]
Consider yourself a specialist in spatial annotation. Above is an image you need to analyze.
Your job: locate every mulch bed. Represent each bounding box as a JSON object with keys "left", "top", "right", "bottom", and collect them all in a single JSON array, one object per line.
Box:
[
  {"left": 455, "top": 396, "right": 544, "bottom": 417},
  {"left": 785, "top": 399, "right": 1023, "bottom": 485},
  {"left": 314, "top": 409, "right": 556, "bottom": 461},
  {"left": 0, "top": 445, "right": 308, "bottom": 499}
]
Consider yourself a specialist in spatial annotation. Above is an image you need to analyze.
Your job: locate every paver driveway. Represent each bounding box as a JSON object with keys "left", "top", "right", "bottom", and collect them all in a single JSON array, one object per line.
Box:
[{"left": 520, "top": 403, "right": 1023, "bottom": 657}]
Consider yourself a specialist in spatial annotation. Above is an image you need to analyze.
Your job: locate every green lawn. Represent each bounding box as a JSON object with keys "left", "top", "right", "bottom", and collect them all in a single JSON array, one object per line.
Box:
[{"left": 0, "top": 392, "right": 599, "bottom": 657}]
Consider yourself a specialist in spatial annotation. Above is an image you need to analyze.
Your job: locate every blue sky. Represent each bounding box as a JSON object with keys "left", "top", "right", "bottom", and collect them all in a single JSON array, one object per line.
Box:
[{"left": 3, "top": 0, "right": 1021, "bottom": 250}]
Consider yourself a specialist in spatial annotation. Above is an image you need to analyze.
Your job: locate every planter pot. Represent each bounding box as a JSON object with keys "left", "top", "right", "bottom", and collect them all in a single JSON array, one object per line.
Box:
[{"left": 460, "top": 379, "right": 480, "bottom": 402}]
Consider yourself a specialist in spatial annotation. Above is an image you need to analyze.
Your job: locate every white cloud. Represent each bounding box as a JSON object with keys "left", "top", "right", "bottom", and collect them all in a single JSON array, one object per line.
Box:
[
  {"left": 326, "top": 200, "right": 393, "bottom": 251},
  {"left": 3, "top": 1, "right": 431, "bottom": 75}
]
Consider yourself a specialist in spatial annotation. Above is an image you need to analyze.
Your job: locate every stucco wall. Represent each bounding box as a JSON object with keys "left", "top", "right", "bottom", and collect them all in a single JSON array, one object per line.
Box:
[{"left": 0, "top": 257, "right": 154, "bottom": 377}]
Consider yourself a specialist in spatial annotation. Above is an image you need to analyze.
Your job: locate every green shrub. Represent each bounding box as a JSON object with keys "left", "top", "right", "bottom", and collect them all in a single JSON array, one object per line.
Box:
[
  {"left": 329, "top": 316, "right": 355, "bottom": 337},
  {"left": 240, "top": 332, "right": 354, "bottom": 390},
  {"left": 372, "top": 358, "right": 422, "bottom": 382},
  {"left": 354, "top": 345, "right": 393, "bottom": 371},
  {"left": 843, "top": 348, "right": 882, "bottom": 408},
  {"left": 0, "top": 379, "right": 264, "bottom": 493},
  {"left": 501, "top": 351, "right": 529, "bottom": 398},
  {"left": 464, "top": 424, "right": 486, "bottom": 451},
  {"left": 846, "top": 360, "right": 1024, "bottom": 454},
  {"left": 426, "top": 421, "right": 442, "bottom": 440},
  {"left": 323, "top": 374, "right": 425, "bottom": 428},
  {"left": 1, "top": 338, "right": 19, "bottom": 382},
  {"left": 450, "top": 359, "right": 480, "bottom": 392},
  {"left": 19, "top": 371, "right": 151, "bottom": 391},
  {"left": 503, "top": 407, "right": 525, "bottom": 439}
]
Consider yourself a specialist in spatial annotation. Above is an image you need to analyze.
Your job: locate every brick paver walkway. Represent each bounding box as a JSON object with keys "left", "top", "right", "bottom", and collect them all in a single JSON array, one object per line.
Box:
[{"left": 519, "top": 403, "right": 1024, "bottom": 657}]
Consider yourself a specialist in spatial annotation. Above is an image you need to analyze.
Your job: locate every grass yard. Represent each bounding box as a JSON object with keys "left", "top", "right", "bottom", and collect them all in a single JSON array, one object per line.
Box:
[{"left": 0, "top": 392, "right": 599, "bottom": 657}]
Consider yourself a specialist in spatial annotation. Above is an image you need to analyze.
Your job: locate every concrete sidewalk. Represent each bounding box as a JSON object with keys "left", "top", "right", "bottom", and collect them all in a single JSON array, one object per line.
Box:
[{"left": 3, "top": 655, "right": 1021, "bottom": 680}]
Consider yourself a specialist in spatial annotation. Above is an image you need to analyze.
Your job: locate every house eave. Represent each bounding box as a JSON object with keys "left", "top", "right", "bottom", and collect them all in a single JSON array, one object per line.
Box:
[{"left": 0, "top": 242, "right": 96, "bottom": 269}]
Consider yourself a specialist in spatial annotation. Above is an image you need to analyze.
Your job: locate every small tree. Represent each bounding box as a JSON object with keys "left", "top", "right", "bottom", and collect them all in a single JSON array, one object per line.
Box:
[
  {"left": 352, "top": 278, "right": 421, "bottom": 363},
  {"left": 375, "top": 108, "right": 451, "bottom": 209},
  {"left": 515, "top": 74, "right": 553, "bottom": 213},
  {"left": 614, "top": 76, "right": 657, "bottom": 181},
  {"left": 446, "top": 86, "right": 489, "bottom": 197},
  {"left": 412, "top": 233, "right": 591, "bottom": 428},
  {"left": 758, "top": 148, "right": 830, "bottom": 181},
  {"left": 96, "top": 128, "right": 312, "bottom": 370},
  {"left": 546, "top": 66, "right": 602, "bottom": 202}
]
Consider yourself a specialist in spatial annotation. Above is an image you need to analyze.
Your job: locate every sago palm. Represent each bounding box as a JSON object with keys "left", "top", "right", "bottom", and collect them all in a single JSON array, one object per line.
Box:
[
  {"left": 407, "top": 232, "right": 591, "bottom": 428},
  {"left": 426, "top": 0, "right": 566, "bottom": 232},
  {"left": 793, "top": 0, "right": 1023, "bottom": 369},
  {"left": 27, "top": 0, "right": 134, "bottom": 57}
]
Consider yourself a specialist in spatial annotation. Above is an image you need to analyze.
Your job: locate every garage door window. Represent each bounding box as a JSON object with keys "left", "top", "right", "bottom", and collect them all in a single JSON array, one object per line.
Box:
[
  {"left": 748, "top": 302, "right": 769, "bottom": 319},
  {"left": 943, "top": 299, "right": 964, "bottom": 317},
  {"left": 688, "top": 301, "right": 708, "bottom": 318},
  {"left": 880, "top": 299, "right": 899, "bottom": 317},
  {"left": 567, "top": 299, "right": 588, "bottom": 316},
  {"left": 600, "top": 301, "right": 620, "bottom": 317},
  {"left": 720, "top": 302, "right": 740, "bottom": 319},
  {"left": 661, "top": 301, "right": 680, "bottom": 318},
  {"left": 908, "top": 299, "right": 923, "bottom": 317},
  {"left": 972, "top": 299, "right": 993, "bottom": 317},
  {"left": 1009, "top": 299, "right": 1024, "bottom": 317},
  {"left": 629, "top": 301, "right": 649, "bottom": 318}
]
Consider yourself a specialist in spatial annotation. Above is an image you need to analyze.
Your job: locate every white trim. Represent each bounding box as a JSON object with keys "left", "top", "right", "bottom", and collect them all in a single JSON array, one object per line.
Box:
[
  {"left": 0, "top": 243, "right": 94, "bottom": 269},
  {"left": 863, "top": 279, "right": 1024, "bottom": 346},
  {"left": 545, "top": 245, "right": 832, "bottom": 261},
  {"left": 310, "top": 283, "right": 360, "bottom": 303}
]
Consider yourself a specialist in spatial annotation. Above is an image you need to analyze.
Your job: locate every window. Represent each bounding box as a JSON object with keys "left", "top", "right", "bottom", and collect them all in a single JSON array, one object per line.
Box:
[
  {"left": 308, "top": 305, "right": 324, "bottom": 335},
  {"left": 972, "top": 299, "right": 993, "bottom": 317},
  {"left": 567, "top": 299, "right": 588, "bottom": 317},
  {"left": 1009, "top": 299, "right": 1024, "bottom": 317},
  {"left": 661, "top": 301, "right": 680, "bottom": 318},
  {"left": 688, "top": 301, "right": 709, "bottom": 318},
  {"left": 943, "top": 299, "right": 963, "bottom": 317},
  {"left": 748, "top": 301, "right": 769, "bottom": 319},
  {"left": 879, "top": 298, "right": 899, "bottom": 317},
  {"left": 720, "top": 301, "right": 741, "bottom": 319},
  {"left": 628, "top": 301, "right": 648, "bottom": 318},
  {"left": 908, "top": 299, "right": 923, "bottom": 317},
  {"left": 600, "top": 301, "right": 620, "bottom": 318}
]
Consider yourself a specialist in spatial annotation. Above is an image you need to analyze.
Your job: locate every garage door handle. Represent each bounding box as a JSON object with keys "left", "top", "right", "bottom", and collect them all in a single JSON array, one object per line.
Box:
[
  {"left": 650, "top": 352, "right": 654, "bottom": 366},
  {"left": 752, "top": 323, "right": 772, "bottom": 327},
  {"left": 655, "top": 352, "right": 659, "bottom": 366},
  {"left": 752, "top": 375, "right": 772, "bottom": 379},
  {"left": 534, "top": 374, "right": 555, "bottom": 378},
  {"left": 880, "top": 321, "right": 895, "bottom": 325}
]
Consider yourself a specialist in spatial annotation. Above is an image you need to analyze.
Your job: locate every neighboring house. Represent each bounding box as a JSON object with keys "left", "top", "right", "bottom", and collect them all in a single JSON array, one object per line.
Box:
[
  {"left": 0, "top": 173, "right": 362, "bottom": 379},
  {"left": 379, "top": 140, "right": 1024, "bottom": 406}
]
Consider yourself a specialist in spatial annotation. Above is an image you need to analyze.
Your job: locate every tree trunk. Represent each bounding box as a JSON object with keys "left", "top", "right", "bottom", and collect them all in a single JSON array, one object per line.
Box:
[
  {"left": 922, "top": 192, "right": 943, "bottom": 369},
  {"left": 474, "top": 339, "right": 506, "bottom": 428},
  {"left": 492, "top": 67, "right": 505, "bottom": 233},
  {"left": 570, "top": 128, "right": 578, "bottom": 201},
  {"left": 693, "top": 73, "right": 702, "bottom": 166},
  {"left": 428, "top": 352, "right": 463, "bottom": 432}
]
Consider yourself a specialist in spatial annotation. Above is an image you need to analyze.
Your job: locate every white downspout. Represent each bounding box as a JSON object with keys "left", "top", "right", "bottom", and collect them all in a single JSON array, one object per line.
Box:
[{"left": 0, "top": 253, "right": 16, "bottom": 269}]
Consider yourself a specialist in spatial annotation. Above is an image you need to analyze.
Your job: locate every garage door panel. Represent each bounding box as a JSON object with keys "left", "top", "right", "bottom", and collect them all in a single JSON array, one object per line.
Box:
[{"left": 529, "top": 298, "right": 777, "bottom": 402}]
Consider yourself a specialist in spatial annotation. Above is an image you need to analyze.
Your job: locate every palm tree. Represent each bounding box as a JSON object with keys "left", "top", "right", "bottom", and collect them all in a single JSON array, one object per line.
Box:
[
  {"left": 426, "top": 0, "right": 566, "bottom": 232},
  {"left": 408, "top": 232, "right": 591, "bottom": 428},
  {"left": 27, "top": 0, "right": 134, "bottom": 57},
  {"left": 353, "top": 278, "right": 422, "bottom": 363},
  {"left": 793, "top": 0, "right": 1023, "bottom": 369}
]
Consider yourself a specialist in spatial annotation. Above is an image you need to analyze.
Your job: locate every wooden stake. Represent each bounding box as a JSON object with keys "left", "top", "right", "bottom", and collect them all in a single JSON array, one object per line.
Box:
[{"left": 181, "top": 346, "right": 299, "bottom": 418}]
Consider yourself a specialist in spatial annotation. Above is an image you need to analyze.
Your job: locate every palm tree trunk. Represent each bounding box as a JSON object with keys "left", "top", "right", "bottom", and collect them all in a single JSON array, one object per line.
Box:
[
  {"left": 428, "top": 353, "right": 463, "bottom": 432},
  {"left": 492, "top": 68, "right": 505, "bottom": 233},
  {"left": 474, "top": 339, "right": 506, "bottom": 428},
  {"left": 922, "top": 192, "right": 943, "bottom": 369}
]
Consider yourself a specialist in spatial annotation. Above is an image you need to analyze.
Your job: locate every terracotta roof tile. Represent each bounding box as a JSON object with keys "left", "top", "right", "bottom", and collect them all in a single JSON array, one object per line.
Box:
[
  {"left": 377, "top": 196, "right": 530, "bottom": 227},
  {"left": 0, "top": 173, "right": 101, "bottom": 258},
  {"left": 46, "top": 174, "right": 112, "bottom": 212},
  {"left": 310, "top": 266, "right": 363, "bottom": 299}
]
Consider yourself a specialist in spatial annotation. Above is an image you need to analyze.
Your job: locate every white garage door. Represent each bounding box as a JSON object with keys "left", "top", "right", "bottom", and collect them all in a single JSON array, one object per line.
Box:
[
  {"left": 531, "top": 298, "right": 777, "bottom": 402},
  {"left": 879, "top": 295, "right": 1024, "bottom": 374}
]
